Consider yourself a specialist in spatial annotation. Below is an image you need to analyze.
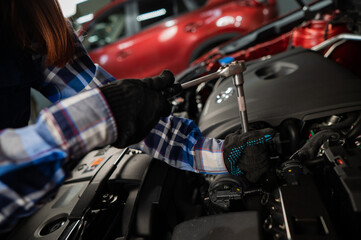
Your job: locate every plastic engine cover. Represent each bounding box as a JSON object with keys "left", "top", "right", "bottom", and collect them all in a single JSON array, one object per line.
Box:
[{"left": 198, "top": 48, "right": 361, "bottom": 138}]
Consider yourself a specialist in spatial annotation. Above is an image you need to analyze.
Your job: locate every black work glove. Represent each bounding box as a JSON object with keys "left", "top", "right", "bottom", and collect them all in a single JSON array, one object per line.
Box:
[
  {"left": 100, "top": 70, "right": 174, "bottom": 148},
  {"left": 223, "top": 128, "right": 276, "bottom": 183}
]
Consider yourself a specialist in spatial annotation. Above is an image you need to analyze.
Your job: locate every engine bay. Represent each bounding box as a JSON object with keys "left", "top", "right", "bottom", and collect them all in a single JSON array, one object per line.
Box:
[{"left": 5, "top": 1, "right": 361, "bottom": 240}]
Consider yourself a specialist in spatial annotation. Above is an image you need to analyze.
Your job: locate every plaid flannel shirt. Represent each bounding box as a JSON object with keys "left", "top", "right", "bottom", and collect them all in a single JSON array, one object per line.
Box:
[
  {"left": 32, "top": 38, "right": 115, "bottom": 102},
  {"left": 134, "top": 116, "right": 226, "bottom": 174},
  {"left": 0, "top": 38, "right": 227, "bottom": 232}
]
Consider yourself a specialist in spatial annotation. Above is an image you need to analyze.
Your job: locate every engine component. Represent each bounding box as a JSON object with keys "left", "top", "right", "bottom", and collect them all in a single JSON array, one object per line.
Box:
[
  {"left": 346, "top": 112, "right": 361, "bottom": 142},
  {"left": 5, "top": 147, "right": 153, "bottom": 240},
  {"left": 207, "top": 175, "right": 243, "bottom": 210},
  {"left": 279, "top": 159, "right": 306, "bottom": 186},
  {"left": 324, "top": 144, "right": 361, "bottom": 212},
  {"left": 198, "top": 48, "right": 361, "bottom": 138},
  {"left": 171, "top": 211, "right": 261, "bottom": 240},
  {"left": 276, "top": 176, "right": 337, "bottom": 240},
  {"left": 289, "top": 129, "right": 340, "bottom": 162},
  {"left": 262, "top": 191, "right": 286, "bottom": 240},
  {"left": 311, "top": 33, "right": 361, "bottom": 52}
]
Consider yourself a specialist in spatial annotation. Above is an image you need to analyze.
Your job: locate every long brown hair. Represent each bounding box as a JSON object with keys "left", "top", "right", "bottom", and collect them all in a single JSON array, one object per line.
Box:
[{"left": 0, "top": 0, "right": 75, "bottom": 67}]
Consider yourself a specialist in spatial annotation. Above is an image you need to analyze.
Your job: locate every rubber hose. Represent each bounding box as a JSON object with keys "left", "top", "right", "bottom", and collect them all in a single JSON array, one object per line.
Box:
[
  {"left": 347, "top": 112, "right": 361, "bottom": 141},
  {"left": 290, "top": 130, "right": 340, "bottom": 161}
]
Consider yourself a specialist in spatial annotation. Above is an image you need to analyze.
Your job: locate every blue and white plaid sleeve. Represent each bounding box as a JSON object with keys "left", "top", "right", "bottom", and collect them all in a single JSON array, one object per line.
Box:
[
  {"left": 133, "top": 116, "right": 228, "bottom": 174},
  {"left": 0, "top": 88, "right": 117, "bottom": 231},
  {"left": 33, "top": 39, "right": 116, "bottom": 103}
]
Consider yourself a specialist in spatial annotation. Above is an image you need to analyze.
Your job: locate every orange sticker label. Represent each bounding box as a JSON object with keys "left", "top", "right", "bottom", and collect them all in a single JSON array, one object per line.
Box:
[{"left": 90, "top": 158, "right": 104, "bottom": 166}]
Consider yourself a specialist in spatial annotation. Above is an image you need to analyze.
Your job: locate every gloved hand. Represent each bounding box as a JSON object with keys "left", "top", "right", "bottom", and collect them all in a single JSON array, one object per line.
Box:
[
  {"left": 223, "top": 128, "right": 276, "bottom": 183},
  {"left": 100, "top": 70, "right": 174, "bottom": 148}
]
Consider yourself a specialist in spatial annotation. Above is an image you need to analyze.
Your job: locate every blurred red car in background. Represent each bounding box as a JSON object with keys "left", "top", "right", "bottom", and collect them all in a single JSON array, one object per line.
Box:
[
  {"left": 79, "top": 0, "right": 278, "bottom": 79},
  {"left": 187, "top": 0, "right": 361, "bottom": 78}
]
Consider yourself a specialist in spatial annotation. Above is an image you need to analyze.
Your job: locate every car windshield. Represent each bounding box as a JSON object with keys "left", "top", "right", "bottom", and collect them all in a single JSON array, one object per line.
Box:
[{"left": 82, "top": 5, "right": 126, "bottom": 50}]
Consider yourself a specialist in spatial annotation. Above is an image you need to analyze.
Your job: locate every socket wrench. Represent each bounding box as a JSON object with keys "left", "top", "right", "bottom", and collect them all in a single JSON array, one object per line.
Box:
[{"left": 167, "top": 61, "right": 249, "bottom": 133}]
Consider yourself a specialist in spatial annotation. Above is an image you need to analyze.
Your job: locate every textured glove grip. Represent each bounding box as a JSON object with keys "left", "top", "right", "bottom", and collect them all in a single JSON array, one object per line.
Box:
[{"left": 223, "top": 128, "right": 276, "bottom": 182}]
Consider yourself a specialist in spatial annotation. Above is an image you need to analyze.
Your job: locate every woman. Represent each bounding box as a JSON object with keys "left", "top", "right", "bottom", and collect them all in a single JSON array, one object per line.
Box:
[{"left": 0, "top": 0, "right": 274, "bottom": 232}]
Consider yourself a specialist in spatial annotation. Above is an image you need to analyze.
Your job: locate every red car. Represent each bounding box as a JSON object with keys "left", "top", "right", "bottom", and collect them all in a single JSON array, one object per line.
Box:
[
  {"left": 189, "top": 0, "right": 351, "bottom": 72},
  {"left": 79, "top": 0, "right": 278, "bottom": 79}
]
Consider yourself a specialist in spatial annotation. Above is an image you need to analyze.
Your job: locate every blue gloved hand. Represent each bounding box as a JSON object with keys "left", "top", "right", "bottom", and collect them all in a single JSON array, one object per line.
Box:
[{"left": 223, "top": 128, "right": 276, "bottom": 182}]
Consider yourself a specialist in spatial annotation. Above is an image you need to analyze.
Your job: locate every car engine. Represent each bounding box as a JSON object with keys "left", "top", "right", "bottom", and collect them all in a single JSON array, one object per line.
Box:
[{"left": 5, "top": 1, "right": 361, "bottom": 240}]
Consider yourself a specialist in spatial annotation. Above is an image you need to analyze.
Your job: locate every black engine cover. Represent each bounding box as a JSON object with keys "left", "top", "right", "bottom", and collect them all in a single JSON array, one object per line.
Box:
[{"left": 198, "top": 48, "right": 361, "bottom": 138}]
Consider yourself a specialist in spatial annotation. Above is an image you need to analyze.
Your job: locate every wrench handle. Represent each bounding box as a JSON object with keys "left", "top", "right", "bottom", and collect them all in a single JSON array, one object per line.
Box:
[
  {"left": 163, "top": 71, "right": 221, "bottom": 99},
  {"left": 180, "top": 71, "right": 221, "bottom": 89}
]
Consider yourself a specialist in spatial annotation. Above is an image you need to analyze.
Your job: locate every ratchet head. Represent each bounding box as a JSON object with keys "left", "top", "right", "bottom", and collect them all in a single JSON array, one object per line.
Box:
[
  {"left": 164, "top": 60, "right": 247, "bottom": 99},
  {"left": 217, "top": 61, "right": 247, "bottom": 78}
]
